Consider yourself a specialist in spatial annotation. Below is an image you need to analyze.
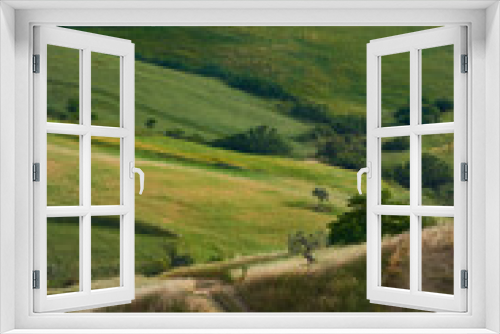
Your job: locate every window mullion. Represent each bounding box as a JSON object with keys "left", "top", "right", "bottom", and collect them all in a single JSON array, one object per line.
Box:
[
  {"left": 81, "top": 48, "right": 92, "bottom": 294},
  {"left": 409, "top": 48, "right": 420, "bottom": 294}
]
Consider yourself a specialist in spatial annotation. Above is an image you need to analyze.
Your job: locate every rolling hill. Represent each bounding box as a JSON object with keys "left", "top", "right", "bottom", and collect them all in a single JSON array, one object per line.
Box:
[{"left": 69, "top": 26, "right": 450, "bottom": 118}]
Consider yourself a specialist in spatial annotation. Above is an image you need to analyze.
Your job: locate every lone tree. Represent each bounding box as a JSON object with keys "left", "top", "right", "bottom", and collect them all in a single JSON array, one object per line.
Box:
[
  {"left": 145, "top": 117, "right": 157, "bottom": 129},
  {"left": 288, "top": 231, "right": 327, "bottom": 268},
  {"left": 312, "top": 187, "right": 329, "bottom": 211}
]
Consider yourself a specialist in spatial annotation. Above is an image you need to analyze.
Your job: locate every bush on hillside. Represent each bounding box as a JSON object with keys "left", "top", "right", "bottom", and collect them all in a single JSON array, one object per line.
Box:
[
  {"left": 329, "top": 115, "right": 365, "bottom": 135},
  {"left": 328, "top": 189, "right": 435, "bottom": 246},
  {"left": 316, "top": 135, "right": 366, "bottom": 170},
  {"left": 435, "top": 98, "right": 453, "bottom": 113},
  {"left": 212, "top": 125, "right": 292, "bottom": 156},
  {"left": 295, "top": 124, "right": 336, "bottom": 143},
  {"left": 386, "top": 153, "right": 453, "bottom": 190},
  {"left": 164, "top": 128, "right": 206, "bottom": 144},
  {"left": 145, "top": 117, "right": 157, "bottom": 129},
  {"left": 382, "top": 137, "right": 410, "bottom": 151},
  {"left": 392, "top": 98, "right": 453, "bottom": 126}
]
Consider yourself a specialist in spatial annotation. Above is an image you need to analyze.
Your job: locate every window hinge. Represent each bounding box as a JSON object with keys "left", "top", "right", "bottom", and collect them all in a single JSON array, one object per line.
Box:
[
  {"left": 461, "top": 270, "right": 468, "bottom": 289},
  {"left": 33, "top": 54, "right": 40, "bottom": 73},
  {"left": 33, "top": 270, "right": 40, "bottom": 289},
  {"left": 461, "top": 162, "right": 468, "bottom": 181},
  {"left": 461, "top": 54, "right": 468, "bottom": 73},
  {"left": 33, "top": 163, "right": 40, "bottom": 182}
]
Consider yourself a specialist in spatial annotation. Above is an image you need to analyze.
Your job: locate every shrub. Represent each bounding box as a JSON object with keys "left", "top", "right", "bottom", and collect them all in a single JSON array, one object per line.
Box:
[
  {"left": 328, "top": 190, "right": 435, "bottom": 246},
  {"left": 212, "top": 125, "right": 292, "bottom": 156},
  {"left": 141, "top": 258, "right": 171, "bottom": 277},
  {"left": 288, "top": 101, "right": 331, "bottom": 123},
  {"left": 316, "top": 135, "right": 366, "bottom": 170},
  {"left": 295, "top": 124, "right": 336, "bottom": 143},
  {"left": 393, "top": 105, "right": 410, "bottom": 125},
  {"left": 421, "top": 105, "right": 441, "bottom": 124},
  {"left": 164, "top": 128, "right": 186, "bottom": 139},
  {"left": 435, "top": 98, "right": 453, "bottom": 113},
  {"left": 67, "top": 97, "right": 79, "bottom": 114},
  {"left": 329, "top": 115, "right": 365, "bottom": 135},
  {"left": 421, "top": 153, "right": 453, "bottom": 188},
  {"left": 145, "top": 117, "right": 157, "bottom": 129},
  {"left": 164, "top": 241, "right": 195, "bottom": 268},
  {"left": 163, "top": 129, "right": 206, "bottom": 144},
  {"left": 382, "top": 137, "right": 410, "bottom": 151}
]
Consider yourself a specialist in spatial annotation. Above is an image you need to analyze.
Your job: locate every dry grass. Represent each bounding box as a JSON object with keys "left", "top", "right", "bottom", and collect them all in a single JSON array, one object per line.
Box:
[
  {"left": 69, "top": 223, "right": 454, "bottom": 313},
  {"left": 382, "top": 221, "right": 454, "bottom": 294}
]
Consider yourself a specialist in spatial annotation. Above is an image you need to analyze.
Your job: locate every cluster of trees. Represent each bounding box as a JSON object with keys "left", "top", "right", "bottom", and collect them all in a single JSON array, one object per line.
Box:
[
  {"left": 295, "top": 115, "right": 366, "bottom": 171},
  {"left": 212, "top": 125, "right": 292, "bottom": 156},
  {"left": 143, "top": 117, "right": 206, "bottom": 143},
  {"left": 163, "top": 128, "right": 205, "bottom": 144},
  {"left": 327, "top": 190, "right": 436, "bottom": 246},
  {"left": 392, "top": 98, "right": 453, "bottom": 125},
  {"left": 47, "top": 97, "right": 98, "bottom": 122},
  {"left": 278, "top": 100, "right": 332, "bottom": 124},
  {"left": 383, "top": 153, "right": 453, "bottom": 205}
]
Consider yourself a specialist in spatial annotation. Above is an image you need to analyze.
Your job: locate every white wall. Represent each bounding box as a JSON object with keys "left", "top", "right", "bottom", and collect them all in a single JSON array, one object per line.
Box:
[
  {"left": 0, "top": 2, "right": 16, "bottom": 333},
  {"left": 485, "top": 2, "right": 500, "bottom": 333}
]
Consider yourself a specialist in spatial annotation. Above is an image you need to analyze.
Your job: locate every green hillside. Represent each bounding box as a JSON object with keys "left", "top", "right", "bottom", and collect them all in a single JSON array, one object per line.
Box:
[
  {"left": 47, "top": 132, "right": 410, "bottom": 291},
  {"left": 48, "top": 45, "right": 311, "bottom": 142},
  {"left": 46, "top": 27, "right": 454, "bottom": 302},
  {"left": 68, "top": 26, "right": 451, "bottom": 117}
]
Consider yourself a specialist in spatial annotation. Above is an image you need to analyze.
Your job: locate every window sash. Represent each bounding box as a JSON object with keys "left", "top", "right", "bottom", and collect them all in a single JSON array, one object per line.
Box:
[
  {"left": 366, "top": 26, "right": 468, "bottom": 312},
  {"left": 32, "top": 26, "right": 136, "bottom": 313}
]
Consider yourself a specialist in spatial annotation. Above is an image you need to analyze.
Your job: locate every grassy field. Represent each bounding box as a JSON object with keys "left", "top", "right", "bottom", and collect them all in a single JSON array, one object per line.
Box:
[
  {"left": 47, "top": 132, "right": 411, "bottom": 292},
  {"left": 48, "top": 44, "right": 316, "bottom": 156},
  {"left": 69, "top": 26, "right": 453, "bottom": 116}
]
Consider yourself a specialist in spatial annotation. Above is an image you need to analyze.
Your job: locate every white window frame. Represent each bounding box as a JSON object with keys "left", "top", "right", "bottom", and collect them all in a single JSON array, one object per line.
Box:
[
  {"left": 0, "top": 1, "right": 499, "bottom": 333},
  {"left": 33, "top": 26, "right": 136, "bottom": 313},
  {"left": 366, "top": 26, "right": 468, "bottom": 312}
]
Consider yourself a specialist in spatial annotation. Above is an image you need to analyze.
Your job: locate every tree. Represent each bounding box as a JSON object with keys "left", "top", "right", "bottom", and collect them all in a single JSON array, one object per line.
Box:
[
  {"left": 67, "top": 97, "right": 79, "bottom": 114},
  {"left": 212, "top": 125, "right": 292, "bottom": 156},
  {"left": 312, "top": 187, "right": 329, "bottom": 211},
  {"left": 393, "top": 105, "right": 410, "bottom": 125},
  {"left": 435, "top": 98, "right": 454, "bottom": 113},
  {"left": 328, "top": 189, "right": 435, "bottom": 246},
  {"left": 145, "top": 117, "right": 157, "bottom": 129},
  {"left": 381, "top": 137, "right": 410, "bottom": 151},
  {"left": 316, "top": 134, "right": 366, "bottom": 170},
  {"left": 288, "top": 231, "right": 327, "bottom": 267}
]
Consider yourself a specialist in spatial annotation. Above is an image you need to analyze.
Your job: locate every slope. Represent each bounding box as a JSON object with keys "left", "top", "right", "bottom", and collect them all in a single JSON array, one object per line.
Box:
[
  {"left": 68, "top": 26, "right": 451, "bottom": 117},
  {"left": 47, "top": 45, "right": 311, "bottom": 142}
]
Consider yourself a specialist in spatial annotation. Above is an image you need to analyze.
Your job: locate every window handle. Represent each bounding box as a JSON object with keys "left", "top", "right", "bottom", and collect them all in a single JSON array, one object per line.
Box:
[
  {"left": 129, "top": 162, "right": 144, "bottom": 195},
  {"left": 357, "top": 162, "right": 371, "bottom": 194}
]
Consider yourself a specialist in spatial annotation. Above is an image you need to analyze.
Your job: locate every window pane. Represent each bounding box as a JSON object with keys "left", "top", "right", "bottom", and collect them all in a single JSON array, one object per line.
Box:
[
  {"left": 91, "top": 216, "right": 121, "bottom": 290},
  {"left": 47, "top": 45, "right": 80, "bottom": 124},
  {"left": 421, "top": 217, "right": 454, "bottom": 294},
  {"left": 381, "top": 137, "right": 410, "bottom": 205},
  {"left": 381, "top": 215, "right": 410, "bottom": 290},
  {"left": 47, "top": 217, "right": 80, "bottom": 295},
  {"left": 421, "top": 45, "right": 454, "bottom": 124},
  {"left": 91, "top": 137, "right": 121, "bottom": 206},
  {"left": 92, "top": 52, "right": 121, "bottom": 127},
  {"left": 381, "top": 52, "right": 410, "bottom": 127},
  {"left": 47, "top": 134, "right": 80, "bottom": 206},
  {"left": 421, "top": 133, "right": 454, "bottom": 206}
]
